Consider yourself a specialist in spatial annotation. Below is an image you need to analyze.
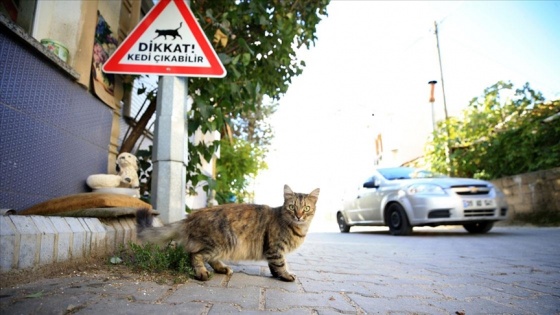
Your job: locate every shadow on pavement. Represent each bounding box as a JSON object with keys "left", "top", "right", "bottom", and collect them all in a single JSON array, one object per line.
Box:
[{"left": 352, "top": 228, "right": 517, "bottom": 237}]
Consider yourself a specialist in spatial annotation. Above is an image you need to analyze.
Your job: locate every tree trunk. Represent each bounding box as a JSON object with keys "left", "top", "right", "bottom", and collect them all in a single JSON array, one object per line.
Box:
[{"left": 119, "top": 97, "right": 157, "bottom": 154}]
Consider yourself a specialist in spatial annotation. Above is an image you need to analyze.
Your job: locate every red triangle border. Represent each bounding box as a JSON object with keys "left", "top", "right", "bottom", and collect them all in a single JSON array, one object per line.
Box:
[{"left": 102, "top": 0, "right": 226, "bottom": 78}]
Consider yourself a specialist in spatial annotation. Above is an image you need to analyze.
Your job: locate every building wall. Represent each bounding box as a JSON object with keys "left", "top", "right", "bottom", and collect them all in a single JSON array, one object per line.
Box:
[
  {"left": 374, "top": 107, "right": 434, "bottom": 168},
  {"left": 29, "top": 0, "right": 142, "bottom": 172},
  {"left": 0, "top": 24, "right": 113, "bottom": 212},
  {"left": 491, "top": 167, "right": 560, "bottom": 218}
]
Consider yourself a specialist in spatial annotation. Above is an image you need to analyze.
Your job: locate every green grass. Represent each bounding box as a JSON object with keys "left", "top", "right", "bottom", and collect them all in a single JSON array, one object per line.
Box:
[
  {"left": 510, "top": 210, "right": 560, "bottom": 226},
  {"left": 115, "top": 242, "right": 195, "bottom": 283}
]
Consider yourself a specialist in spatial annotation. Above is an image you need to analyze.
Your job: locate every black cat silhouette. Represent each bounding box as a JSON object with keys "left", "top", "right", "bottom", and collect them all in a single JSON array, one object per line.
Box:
[{"left": 153, "top": 22, "right": 183, "bottom": 40}]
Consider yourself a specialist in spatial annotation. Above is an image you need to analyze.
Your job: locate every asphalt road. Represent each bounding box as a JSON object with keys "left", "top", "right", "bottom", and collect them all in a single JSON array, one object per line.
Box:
[{"left": 1, "top": 225, "right": 559, "bottom": 314}]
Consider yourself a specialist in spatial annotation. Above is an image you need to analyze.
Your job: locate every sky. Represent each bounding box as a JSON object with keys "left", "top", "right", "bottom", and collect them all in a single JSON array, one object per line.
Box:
[{"left": 252, "top": 1, "right": 560, "bottom": 217}]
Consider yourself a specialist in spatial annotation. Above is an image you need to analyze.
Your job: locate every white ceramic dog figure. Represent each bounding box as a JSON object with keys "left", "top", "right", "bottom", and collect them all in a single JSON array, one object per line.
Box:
[{"left": 86, "top": 153, "right": 140, "bottom": 189}]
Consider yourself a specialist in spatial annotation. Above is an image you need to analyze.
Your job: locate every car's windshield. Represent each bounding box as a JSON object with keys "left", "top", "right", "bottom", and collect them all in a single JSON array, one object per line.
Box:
[{"left": 377, "top": 167, "right": 446, "bottom": 180}]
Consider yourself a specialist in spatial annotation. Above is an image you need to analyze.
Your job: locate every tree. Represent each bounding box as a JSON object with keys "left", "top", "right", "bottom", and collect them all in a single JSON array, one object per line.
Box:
[
  {"left": 425, "top": 81, "right": 560, "bottom": 179},
  {"left": 186, "top": 0, "right": 329, "bottom": 192},
  {"left": 215, "top": 137, "right": 267, "bottom": 203},
  {"left": 215, "top": 99, "right": 277, "bottom": 203},
  {"left": 119, "top": 85, "right": 157, "bottom": 154},
  {"left": 121, "top": 0, "right": 330, "bottom": 201}
]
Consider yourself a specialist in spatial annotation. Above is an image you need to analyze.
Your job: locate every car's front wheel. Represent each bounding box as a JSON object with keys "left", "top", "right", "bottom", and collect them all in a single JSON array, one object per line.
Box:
[
  {"left": 463, "top": 221, "right": 494, "bottom": 234},
  {"left": 337, "top": 212, "right": 351, "bottom": 233},
  {"left": 386, "top": 203, "right": 413, "bottom": 236}
]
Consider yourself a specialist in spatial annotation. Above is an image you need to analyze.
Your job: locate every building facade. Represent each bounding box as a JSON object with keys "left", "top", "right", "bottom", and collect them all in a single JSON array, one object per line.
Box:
[{"left": 0, "top": 1, "right": 149, "bottom": 211}]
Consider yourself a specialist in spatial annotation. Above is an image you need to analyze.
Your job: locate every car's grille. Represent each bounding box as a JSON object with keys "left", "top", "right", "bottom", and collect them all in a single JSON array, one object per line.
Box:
[
  {"left": 428, "top": 209, "right": 451, "bottom": 218},
  {"left": 464, "top": 208, "right": 495, "bottom": 217},
  {"left": 451, "top": 185, "right": 490, "bottom": 195}
]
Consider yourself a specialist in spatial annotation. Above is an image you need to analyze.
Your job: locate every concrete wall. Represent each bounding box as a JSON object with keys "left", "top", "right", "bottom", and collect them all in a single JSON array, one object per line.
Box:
[{"left": 491, "top": 167, "right": 560, "bottom": 218}]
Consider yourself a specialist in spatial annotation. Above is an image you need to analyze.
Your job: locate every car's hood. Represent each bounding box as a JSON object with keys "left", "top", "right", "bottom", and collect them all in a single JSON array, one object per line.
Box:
[{"left": 388, "top": 177, "right": 491, "bottom": 189}]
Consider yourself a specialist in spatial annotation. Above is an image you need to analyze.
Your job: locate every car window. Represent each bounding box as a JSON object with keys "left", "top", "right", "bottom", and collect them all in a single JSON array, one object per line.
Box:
[
  {"left": 363, "top": 176, "right": 375, "bottom": 185},
  {"left": 411, "top": 169, "right": 447, "bottom": 178},
  {"left": 377, "top": 168, "right": 413, "bottom": 180},
  {"left": 377, "top": 168, "right": 446, "bottom": 180}
]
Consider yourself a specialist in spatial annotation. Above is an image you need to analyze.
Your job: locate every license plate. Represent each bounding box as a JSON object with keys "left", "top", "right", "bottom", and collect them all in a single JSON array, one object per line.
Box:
[{"left": 463, "top": 199, "right": 495, "bottom": 209}]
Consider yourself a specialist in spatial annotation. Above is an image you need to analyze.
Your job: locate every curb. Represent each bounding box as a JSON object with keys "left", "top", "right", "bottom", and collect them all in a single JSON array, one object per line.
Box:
[{"left": 0, "top": 212, "right": 162, "bottom": 272}]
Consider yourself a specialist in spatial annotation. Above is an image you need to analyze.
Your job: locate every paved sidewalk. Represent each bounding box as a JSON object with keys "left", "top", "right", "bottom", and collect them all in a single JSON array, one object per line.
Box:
[{"left": 1, "top": 226, "right": 559, "bottom": 314}]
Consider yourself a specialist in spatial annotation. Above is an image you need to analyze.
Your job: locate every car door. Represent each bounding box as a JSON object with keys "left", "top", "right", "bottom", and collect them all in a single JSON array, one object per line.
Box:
[
  {"left": 342, "top": 185, "right": 362, "bottom": 223},
  {"left": 356, "top": 176, "right": 383, "bottom": 222}
]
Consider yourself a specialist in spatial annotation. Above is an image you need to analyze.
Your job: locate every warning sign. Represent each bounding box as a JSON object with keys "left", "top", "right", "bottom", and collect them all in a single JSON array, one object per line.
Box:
[{"left": 102, "top": 0, "right": 226, "bottom": 78}]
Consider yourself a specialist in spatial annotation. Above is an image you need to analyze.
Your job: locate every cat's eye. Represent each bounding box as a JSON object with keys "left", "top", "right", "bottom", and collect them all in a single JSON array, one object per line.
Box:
[
  {"left": 303, "top": 206, "right": 310, "bottom": 212},
  {"left": 287, "top": 204, "right": 295, "bottom": 210}
]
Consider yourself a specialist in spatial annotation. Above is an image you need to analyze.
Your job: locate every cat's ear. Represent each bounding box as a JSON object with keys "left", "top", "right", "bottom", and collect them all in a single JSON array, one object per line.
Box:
[
  {"left": 308, "top": 188, "right": 320, "bottom": 202},
  {"left": 284, "top": 185, "right": 294, "bottom": 199}
]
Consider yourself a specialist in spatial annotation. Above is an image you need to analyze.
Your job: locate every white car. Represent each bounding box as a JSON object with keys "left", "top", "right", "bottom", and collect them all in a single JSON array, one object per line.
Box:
[{"left": 337, "top": 167, "right": 509, "bottom": 235}]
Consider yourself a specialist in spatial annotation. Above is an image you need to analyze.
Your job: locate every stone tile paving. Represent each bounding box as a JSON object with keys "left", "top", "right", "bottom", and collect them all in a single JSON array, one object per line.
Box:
[{"left": 1, "top": 226, "right": 559, "bottom": 314}]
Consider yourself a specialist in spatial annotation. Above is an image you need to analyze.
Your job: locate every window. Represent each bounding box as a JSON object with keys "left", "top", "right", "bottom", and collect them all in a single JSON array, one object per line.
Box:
[{"left": 0, "top": 0, "right": 37, "bottom": 34}]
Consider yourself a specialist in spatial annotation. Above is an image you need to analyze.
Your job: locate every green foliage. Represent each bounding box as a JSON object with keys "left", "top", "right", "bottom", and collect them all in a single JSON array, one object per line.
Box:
[
  {"left": 509, "top": 210, "right": 560, "bottom": 226},
  {"left": 120, "top": 242, "right": 194, "bottom": 279},
  {"left": 215, "top": 136, "right": 268, "bottom": 203},
  {"left": 215, "top": 98, "right": 277, "bottom": 203},
  {"left": 25, "top": 291, "right": 44, "bottom": 299},
  {"left": 425, "top": 81, "right": 560, "bottom": 179},
  {"left": 184, "top": 0, "right": 329, "bottom": 195},
  {"left": 130, "top": 0, "right": 329, "bottom": 205}
]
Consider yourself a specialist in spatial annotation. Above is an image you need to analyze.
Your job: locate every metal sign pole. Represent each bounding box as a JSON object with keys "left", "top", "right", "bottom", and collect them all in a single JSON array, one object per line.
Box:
[{"left": 151, "top": 75, "right": 187, "bottom": 223}]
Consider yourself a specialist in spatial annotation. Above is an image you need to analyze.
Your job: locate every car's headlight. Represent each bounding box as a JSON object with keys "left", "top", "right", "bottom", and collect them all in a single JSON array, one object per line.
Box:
[
  {"left": 407, "top": 183, "right": 446, "bottom": 195},
  {"left": 491, "top": 185, "right": 505, "bottom": 197}
]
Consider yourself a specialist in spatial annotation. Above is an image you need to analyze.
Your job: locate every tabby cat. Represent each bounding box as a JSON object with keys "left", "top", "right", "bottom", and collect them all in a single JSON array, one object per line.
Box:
[{"left": 136, "top": 185, "right": 320, "bottom": 282}]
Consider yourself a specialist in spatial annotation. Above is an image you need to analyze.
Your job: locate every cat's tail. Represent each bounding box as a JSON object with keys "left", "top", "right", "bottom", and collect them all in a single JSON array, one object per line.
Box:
[
  {"left": 136, "top": 208, "right": 154, "bottom": 231},
  {"left": 136, "top": 208, "right": 182, "bottom": 248},
  {"left": 176, "top": 22, "right": 182, "bottom": 30}
]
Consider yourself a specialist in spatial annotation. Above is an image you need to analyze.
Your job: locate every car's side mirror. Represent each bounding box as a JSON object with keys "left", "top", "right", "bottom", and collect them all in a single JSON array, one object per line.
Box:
[{"left": 363, "top": 179, "right": 380, "bottom": 188}]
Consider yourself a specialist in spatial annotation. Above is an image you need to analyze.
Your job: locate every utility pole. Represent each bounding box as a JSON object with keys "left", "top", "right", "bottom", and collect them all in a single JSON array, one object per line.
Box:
[{"left": 434, "top": 20, "right": 454, "bottom": 176}]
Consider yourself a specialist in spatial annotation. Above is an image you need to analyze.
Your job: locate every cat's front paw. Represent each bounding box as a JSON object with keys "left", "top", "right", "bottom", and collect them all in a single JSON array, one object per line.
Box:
[
  {"left": 214, "top": 266, "right": 233, "bottom": 276},
  {"left": 194, "top": 269, "right": 211, "bottom": 281},
  {"left": 277, "top": 273, "right": 296, "bottom": 282},
  {"left": 209, "top": 261, "right": 233, "bottom": 276},
  {"left": 272, "top": 272, "right": 296, "bottom": 282}
]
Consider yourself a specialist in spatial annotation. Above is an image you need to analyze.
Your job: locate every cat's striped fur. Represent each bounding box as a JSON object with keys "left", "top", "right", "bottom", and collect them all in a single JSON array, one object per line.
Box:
[{"left": 136, "top": 185, "right": 320, "bottom": 282}]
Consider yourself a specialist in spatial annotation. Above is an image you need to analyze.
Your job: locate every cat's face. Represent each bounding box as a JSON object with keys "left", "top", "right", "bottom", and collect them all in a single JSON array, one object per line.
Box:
[{"left": 283, "top": 185, "right": 320, "bottom": 224}]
